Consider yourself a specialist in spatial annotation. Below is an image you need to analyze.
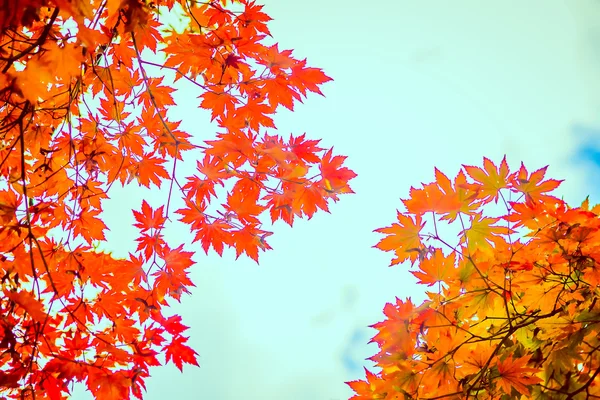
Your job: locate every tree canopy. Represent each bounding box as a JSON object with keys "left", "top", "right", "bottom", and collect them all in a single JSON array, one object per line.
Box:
[
  {"left": 0, "top": 0, "right": 355, "bottom": 398},
  {"left": 349, "top": 158, "right": 600, "bottom": 400}
]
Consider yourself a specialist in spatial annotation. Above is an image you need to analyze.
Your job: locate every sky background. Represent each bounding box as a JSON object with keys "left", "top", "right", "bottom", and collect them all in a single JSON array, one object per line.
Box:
[{"left": 71, "top": 1, "right": 600, "bottom": 399}]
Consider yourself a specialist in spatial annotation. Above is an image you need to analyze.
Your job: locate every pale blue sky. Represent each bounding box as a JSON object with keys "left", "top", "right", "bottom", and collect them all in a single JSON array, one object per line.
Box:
[{"left": 73, "top": 1, "right": 600, "bottom": 399}]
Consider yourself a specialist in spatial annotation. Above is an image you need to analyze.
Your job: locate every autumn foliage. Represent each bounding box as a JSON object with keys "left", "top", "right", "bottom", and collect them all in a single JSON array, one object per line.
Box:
[
  {"left": 0, "top": 0, "right": 355, "bottom": 398},
  {"left": 348, "top": 157, "right": 600, "bottom": 399}
]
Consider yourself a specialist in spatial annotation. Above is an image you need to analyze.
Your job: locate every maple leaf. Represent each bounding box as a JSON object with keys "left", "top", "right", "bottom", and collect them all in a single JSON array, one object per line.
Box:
[
  {"left": 113, "top": 318, "right": 141, "bottom": 342},
  {"left": 224, "top": 179, "right": 265, "bottom": 224},
  {"left": 153, "top": 245, "right": 195, "bottom": 302},
  {"left": 411, "top": 249, "right": 456, "bottom": 286},
  {"left": 199, "top": 90, "right": 239, "bottom": 121},
  {"left": 4, "top": 290, "right": 47, "bottom": 323},
  {"left": 72, "top": 207, "right": 108, "bottom": 243},
  {"left": 233, "top": 98, "right": 276, "bottom": 130},
  {"left": 138, "top": 77, "right": 176, "bottom": 109},
  {"left": 224, "top": 53, "right": 242, "bottom": 69},
  {"left": 289, "top": 58, "right": 333, "bottom": 97},
  {"left": 347, "top": 368, "right": 389, "bottom": 399},
  {"left": 505, "top": 196, "right": 558, "bottom": 231},
  {"left": 99, "top": 96, "right": 129, "bottom": 122},
  {"left": 459, "top": 213, "right": 511, "bottom": 254},
  {"left": 292, "top": 182, "right": 330, "bottom": 218},
  {"left": 263, "top": 189, "right": 295, "bottom": 225},
  {"left": 511, "top": 163, "right": 563, "bottom": 202},
  {"left": 114, "top": 124, "right": 146, "bottom": 156},
  {"left": 54, "top": 0, "right": 93, "bottom": 23},
  {"left": 238, "top": 1, "right": 272, "bottom": 35},
  {"left": 87, "top": 371, "right": 131, "bottom": 400},
  {"left": 0, "top": 189, "right": 21, "bottom": 225},
  {"left": 133, "top": 200, "right": 166, "bottom": 232},
  {"left": 205, "top": 130, "right": 256, "bottom": 167},
  {"left": 164, "top": 335, "right": 199, "bottom": 372},
  {"left": 231, "top": 225, "right": 272, "bottom": 262},
  {"left": 494, "top": 355, "right": 542, "bottom": 396},
  {"left": 133, "top": 154, "right": 170, "bottom": 188},
  {"left": 319, "top": 148, "right": 357, "bottom": 193},
  {"left": 42, "top": 41, "right": 85, "bottom": 82},
  {"left": 195, "top": 220, "right": 233, "bottom": 256},
  {"left": 257, "top": 44, "right": 297, "bottom": 72},
  {"left": 439, "top": 169, "right": 480, "bottom": 221},
  {"left": 160, "top": 314, "right": 191, "bottom": 336},
  {"left": 136, "top": 232, "right": 166, "bottom": 260},
  {"left": 375, "top": 212, "right": 425, "bottom": 266},
  {"left": 463, "top": 156, "right": 510, "bottom": 204},
  {"left": 263, "top": 75, "right": 297, "bottom": 110},
  {"left": 184, "top": 155, "right": 229, "bottom": 202},
  {"left": 256, "top": 135, "right": 294, "bottom": 167},
  {"left": 461, "top": 344, "right": 496, "bottom": 376},
  {"left": 175, "top": 198, "right": 206, "bottom": 230},
  {"left": 39, "top": 373, "right": 68, "bottom": 400},
  {"left": 162, "top": 245, "right": 195, "bottom": 274},
  {"left": 369, "top": 298, "right": 420, "bottom": 359},
  {"left": 402, "top": 179, "right": 462, "bottom": 216},
  {"left": 288, "top": 133, "right": 323, "bottom": 163},
  {"left": 0, "top": 371, "right": 22, "bottom": 389},
  {"left": 518, "top": 280, "right": 564, "bottom": 314}
]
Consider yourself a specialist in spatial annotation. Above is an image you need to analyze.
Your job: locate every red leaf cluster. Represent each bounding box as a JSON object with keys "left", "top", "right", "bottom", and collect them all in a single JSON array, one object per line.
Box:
[{"left": 0, "top": 0, "right": 355, "bottom": 398}]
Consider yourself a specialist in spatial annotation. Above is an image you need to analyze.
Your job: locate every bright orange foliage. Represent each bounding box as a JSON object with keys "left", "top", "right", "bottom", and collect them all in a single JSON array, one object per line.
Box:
[
  {"left": 350, "top": 157, "right": 600, "bottom": 399},
  {"left": 0, "top": 0, "right": 355, "bottom": 398}
]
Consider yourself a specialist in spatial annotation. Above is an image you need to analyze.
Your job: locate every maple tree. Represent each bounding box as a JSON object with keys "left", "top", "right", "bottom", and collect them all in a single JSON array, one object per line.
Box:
[
  {"left": 0, "top": 0, "right": 355, "bottom": 398},
  {"left": 349, "top": 157, "right": 600, "bottom": 399}
]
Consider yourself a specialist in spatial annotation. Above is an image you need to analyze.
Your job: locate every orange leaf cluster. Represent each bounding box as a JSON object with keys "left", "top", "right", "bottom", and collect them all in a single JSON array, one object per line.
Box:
[
  {"left": 351, "top": 157, "right": 600, "bottom": 399},
  {"left": 0, "top": 0, "right": 355, "bottom": 399}
]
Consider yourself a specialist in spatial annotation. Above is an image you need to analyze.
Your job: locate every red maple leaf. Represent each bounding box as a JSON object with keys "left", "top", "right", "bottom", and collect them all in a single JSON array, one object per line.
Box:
[
  {"left": 133, "top": 200, "right": 166, "bottom": 232},
  {"left": 164, "top": 335, "right": 199, "bottom": 372}
]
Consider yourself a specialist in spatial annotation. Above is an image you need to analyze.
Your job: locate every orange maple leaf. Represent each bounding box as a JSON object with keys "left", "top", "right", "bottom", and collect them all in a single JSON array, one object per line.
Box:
[
  {"left": 347, "top": 368, "right": 389, "bottom": 400},
  {"left": 138, "top": 77, "right": 176, "bottom": 109},
  {"left": 257, "top": 44, "right": 297, "bottom": 72},
  {"left": 292, "top": 182, "right": 330, "bottom": 219},
  {"left": 72, "top": 206, "right": 108, "bottom": 243},
  {"left": 460, "top": 213, "right": 512, "bottom": 254},
  {"left": 195, "top": 220, "right": 233, "bottom": 256},
  {"left": 411, "top": 248, "right": 456, "bottom": 286},
  {"left": 494, "top": 355, "right": 542, "bottom": 396},
  {"left": 238, "top": 2, "right": 272, "bottom": 35},
  {"left": 133, "top": 154, "right": 170, "bottom": 188},
  {"left": 403, "top": 181, "right": 461, "bottom": 216},
  {"left": 200, "top": 90, "right": 239, "bottom": 121},
  {"left": 511, "top": 163, "right": 563, "bottom": 202},
  {"left": 231, "top": 225, "right": 272, "bottom": 262},
  {"left": 440, "top": 169, "right": 480, "bottom": 221},
  {"left": 463, "top": 156, "right": 510, "bottom": 204},
  {"left": 319, "top": 148, "right": 357, "bottom": 193},
  {"left": 175, "top": 198, "right": 206, "bottom": 230},
  {"left": 374, "top": 212, "right": 425, "bottom": 266},
  {"left": 263, "top": 189, "right": 295, "bottom": 225}
]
